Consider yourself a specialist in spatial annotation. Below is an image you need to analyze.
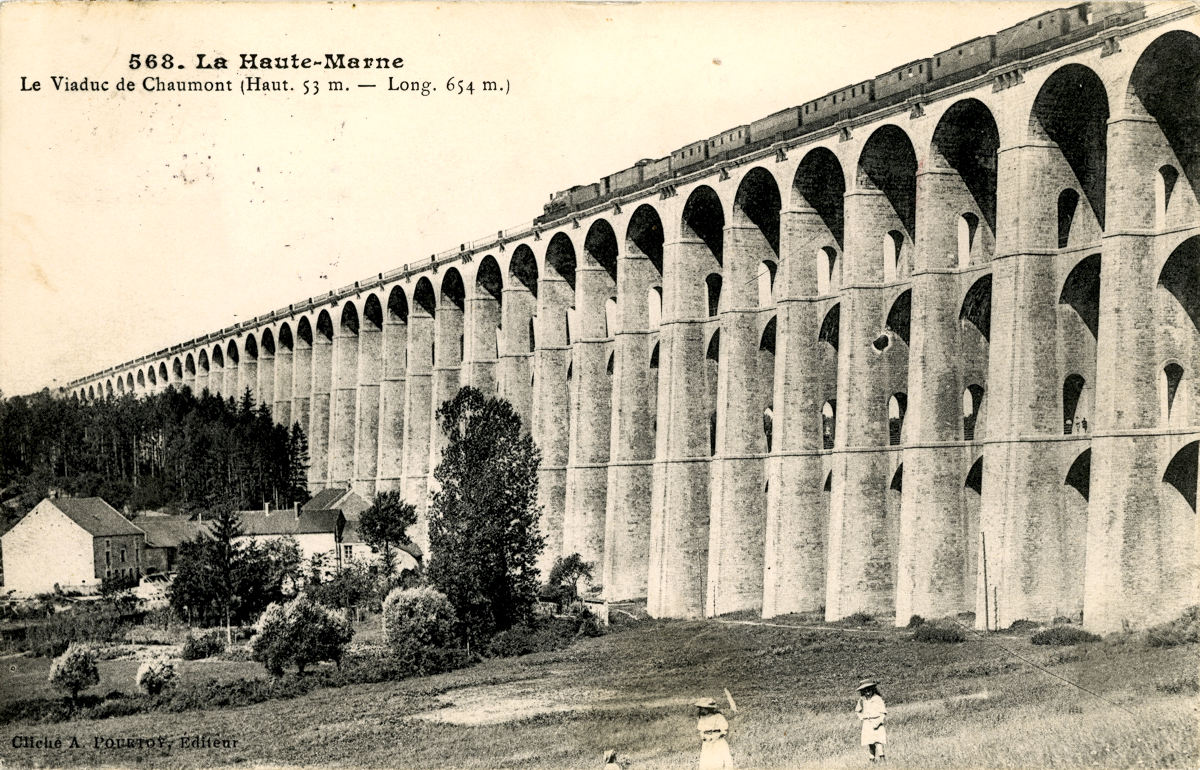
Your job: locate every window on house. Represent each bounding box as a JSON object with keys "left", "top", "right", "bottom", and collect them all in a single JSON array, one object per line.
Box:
[
  {"left": 344, "top": 545, "right": 353, "bottom": 561},
  {"left": 121, "top": 548, "right": 126, "bottom": 563},
  {"left": 105, "top": 551, "right": 110, "bottom": 566}
]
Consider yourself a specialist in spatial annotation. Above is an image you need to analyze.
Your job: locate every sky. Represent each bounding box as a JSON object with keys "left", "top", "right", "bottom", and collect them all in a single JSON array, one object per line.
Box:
[{"left": 0, "top": 1, "right": 1067, "bottom": 396}]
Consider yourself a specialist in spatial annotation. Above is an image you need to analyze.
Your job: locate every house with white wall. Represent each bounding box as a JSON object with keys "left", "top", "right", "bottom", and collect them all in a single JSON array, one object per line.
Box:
[
  {"left": 1, "top": 496, "right": 146, "bottom": 595},
  {"left": 235, "top": 506, "right": 345, "bottom": 577}
]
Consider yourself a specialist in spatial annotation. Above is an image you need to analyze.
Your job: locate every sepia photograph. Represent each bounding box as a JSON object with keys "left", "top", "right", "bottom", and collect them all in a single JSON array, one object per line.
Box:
[{"left": 0, "top": 1, "right": 1197, "bottom": 767}]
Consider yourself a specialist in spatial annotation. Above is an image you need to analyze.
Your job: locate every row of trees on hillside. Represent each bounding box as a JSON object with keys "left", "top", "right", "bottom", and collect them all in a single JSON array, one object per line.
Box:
[{"left": 0, "top": 388, "right": 309, "bottom": 513}]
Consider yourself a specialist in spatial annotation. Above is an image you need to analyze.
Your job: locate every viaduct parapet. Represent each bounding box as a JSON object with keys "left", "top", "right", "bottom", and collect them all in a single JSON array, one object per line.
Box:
[{"left": 67, "top": 3, "right": 1200, "bottom": 633}]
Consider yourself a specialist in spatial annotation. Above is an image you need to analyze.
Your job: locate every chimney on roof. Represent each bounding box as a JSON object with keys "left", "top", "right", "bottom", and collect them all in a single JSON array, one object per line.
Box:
[
  {"left": 48, "top": 489, "right": 58, "bottom": 500},
  {"left": 295, "top": 502, "right": 302, "bottom": 519},
  {"left": 264, "top": 501, "right": 270, "bottom": 516}
]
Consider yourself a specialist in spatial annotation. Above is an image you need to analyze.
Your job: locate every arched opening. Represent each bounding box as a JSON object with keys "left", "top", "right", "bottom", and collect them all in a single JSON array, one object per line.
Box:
[
  {"left": 1162, "top": 363, "right": 1186, "bottom": 425},
  {"left": 1031, "top": 64, "right": 1109, "bottom": 231},
  {"left": 792, "top": 147, "right": 845, "bottom": 249},
  {"left": 822, "top": 400, "right": 836, "bottom": 449},
  {"left": 475, "top": 255, "right": 504, "bottom": 363},
  {"left": 387, "top": 287, "right": 410, "bottom": 325},
  {"left": 116, "top": 377, "right": 125, "bottom": 395},
  {"left": 1065, "top": 449, "right": 1092, "bottom": 500},
  {"left": 414, "top": 277, "right": 437, "bottom": 318},
  {"left": 886, "top": 289, "right": 912, "bottom": 346},
  {"left": 157, "top": 362, "right": 168, "bottom": 386},
  {"left": 1059, "top": 254, "right": 1102, "bottom": 338},
  {"left": 960, "top": 275, "right": 993, "bottom": 341},
  {"left": 1158, "top": 236, "right": 1200, "bottom": 331},
  {"left": 1057, "top": 189, "right": 1080, "bottom": 249},
  {"left": 882, "top": 230, "right": 905, "bottom": 282},
  {"left": 763, "top": 407, "right": 774, "bottom": 453},
  {"left": 818, "top": 303, "right": 840, "bottom": 351},
  {"left": 126, "top": 373, "right": 135, "bottom": 392},
  {"left": 648, "top": 287, "right": 663, "bottom": 329},
  {"left": 817, "top": 247, "right": 839, "bottom": 295},
  {"left": 733, "top": 167, "right": 782, "bottom": 257},
  {"left": 682, "top": 185, "right": 725, "bottom": 266},
  {"left": 649, "top": 342, "right": 660, "bottom": 369},
  {"left": 706, "top": 274, "right": 723, "bottom": 317},
  {"left": 172, "top": 357, "right": 183, "bottom": 382},
  {"left": 507, "top": 244, "right": 538, "bottom": 381},
  {"left": 859, "top": 125, "right": 918, "bottom": 266},
  {"left": 963, "top": 384, "right": 984, "bottom": 441},
  {"left": 1156, "top": 165, "right": 1179, "bottom": 229},
  {"left": 930, "top": 97, "right": 1000, "bottom": 274},
  {"left": 627, "top": 203, "right": 665, "bottom": 276},
  {"left": 1063, "top": 374, "right": 1088, "bottom": 435},
  {"left": 584, "top": 219, "right": 619, "bottom": 337},
  {"left": 958, "top": 213, "right": 979, "bottom": 268},
  {"left": 146, "top": 367, "right": 156, "bottom": 389},
  {"left": 1163, "top": 441, "right": 1198, "bottom": 512},
  {"left": 758, "top": 260, "right": 778, "bottom": 307},
  {"left": 1128, "top": 30, "right": 1200, "bottom": 189},
  {"left": 888, "top": 393, "right": 907, "bottom": 446}
]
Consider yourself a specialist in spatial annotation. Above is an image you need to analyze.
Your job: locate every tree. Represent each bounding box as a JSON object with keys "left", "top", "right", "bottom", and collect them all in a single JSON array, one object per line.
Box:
[
  {"left": 546, "top": 553, "right": 595, "bottom": 609},
  {"left": 168, "top": 516, "right": 301, "bottom": 628},
  {"left": 48, "top": 644, "right": 99, "bottom": 701},
  {"left": 288, "top": 423, "right": 310, "bottom": 506},
  {"left": 251, "top": 596, "right": 353, "bottom": 676},
  {"left": 358, "top": 490, "right": 417, "bottom": 588},
  {"left": 426, "top": 387, "right": 543, "bottom": 644}
]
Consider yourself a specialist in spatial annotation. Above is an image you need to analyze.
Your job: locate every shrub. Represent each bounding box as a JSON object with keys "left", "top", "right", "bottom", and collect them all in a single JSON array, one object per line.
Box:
[
  {"left": 135, "top": 656, "right": 178, "bottom": 696},
  {"left": 252, "top": 596, "right": 353, "bottom": 676},
  {"left": 566, "top": 600, "right": 604, "bottom": 638},
  {"left": 48, "top": 644, "right": 100, "bottom": 699},
  {"left": 1006, "top": 619, "right": 1040, "bottom": 633},
  {"left": 838, "top": 612, "right": 876, "bottom": 627},
  {"left": 181, "top": 631, "right": 226, "bottom": 660},
  {"left": 485, "top": 616, "right": 581, "bottom": 658},
  {"left": 914, "top": 624, "right": 966, "bottom": 644},
  {"left": 1145, "top": 606, "right": 1200, "bottom": 648},
  {"left": 1031, "top": 626, "right": 1101, "bottom": 646},
  {"left": 906, "top": 614, "right": 926, "bottom": 629},
  {"left": 1156, "top": 674, "right": 1199, "bottom": 695},
  {"left": 382, "top": 586, "right": 456, "bottom": 669}
]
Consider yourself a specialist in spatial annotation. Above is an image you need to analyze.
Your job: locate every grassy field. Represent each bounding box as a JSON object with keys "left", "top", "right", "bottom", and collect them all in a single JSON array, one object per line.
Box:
[{"left": 0, "top": 618, "right": 1195, "bottom": 769}]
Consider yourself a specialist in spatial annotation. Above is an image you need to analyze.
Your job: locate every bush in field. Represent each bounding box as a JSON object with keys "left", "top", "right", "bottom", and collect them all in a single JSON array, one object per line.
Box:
[
  {"left": 252, "top": 596, "right": 353, "bottom": 676},
  {"left": 1031, "top": 626, "right": 1101, "bottom": 646},
  {"left": 1145, "top": 606, "right": 1200, "bottom": 648},
  {"left": 382, "top": 586, "right": 455, "bottom": 669},
  {"left": 566, "top": 600, "right": 604, "bottom": 638},
  {"left": 135, "top": 656, "right": 178, "bottom": 696},
  {"left": 181, "top": 631, "right": 226, "bottom": 660},
  {"left": 906, "top": 615, "right": 926, "bottom": 629},
  {"left": 914, "top": 624, "right": 967, "bottom": 644},
  {"left": 48, "top": 644, "right": 100, "bottom": 700}
]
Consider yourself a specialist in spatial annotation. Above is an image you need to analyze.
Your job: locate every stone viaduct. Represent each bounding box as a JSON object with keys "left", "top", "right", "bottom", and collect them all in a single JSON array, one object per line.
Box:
[{"left": 68, "top": 4, "right": 1199, "bottom": 633}]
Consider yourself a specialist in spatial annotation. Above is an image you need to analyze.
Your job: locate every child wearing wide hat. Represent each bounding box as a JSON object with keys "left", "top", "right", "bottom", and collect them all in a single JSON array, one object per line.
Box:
[
  {"left": 854, "top": 679, "right": 887, "bottom": 762},
  {"left": 694, "top": 697, "right": 735, "bottom": 769}
]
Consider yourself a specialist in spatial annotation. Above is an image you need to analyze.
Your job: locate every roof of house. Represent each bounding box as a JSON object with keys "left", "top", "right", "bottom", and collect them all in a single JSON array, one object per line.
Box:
[
  {"left": 302, "top": 488, "right": 351, "bottom": 512},
  {"left": 137, "top": 517, "right": 213, "bottom": 548},
  {"left": 49, "top": 497, "right": 145, "bottom": 538},
  {"left": 236, "top": 509, "right": 343, "bottom": 537}
]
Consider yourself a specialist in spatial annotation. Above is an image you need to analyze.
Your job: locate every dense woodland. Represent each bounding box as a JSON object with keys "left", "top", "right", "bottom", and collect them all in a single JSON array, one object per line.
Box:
[{"left": 0, "top": 387, "right": 309, "bottom": 518}]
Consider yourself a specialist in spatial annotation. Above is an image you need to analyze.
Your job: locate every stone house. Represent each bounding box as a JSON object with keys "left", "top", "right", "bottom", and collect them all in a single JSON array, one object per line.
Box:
[{"left": 1, "top": 496, "right": 145, "bottom": 594}]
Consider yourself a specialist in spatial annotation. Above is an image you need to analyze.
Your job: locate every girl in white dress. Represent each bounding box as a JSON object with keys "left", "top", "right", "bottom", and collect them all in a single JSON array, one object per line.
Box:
[
  {"left": 855, "top": 679, "right": 887, "bottom": 762},
  {"left": 694, "top": 697, "right": 735, "bottom": 769}
]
